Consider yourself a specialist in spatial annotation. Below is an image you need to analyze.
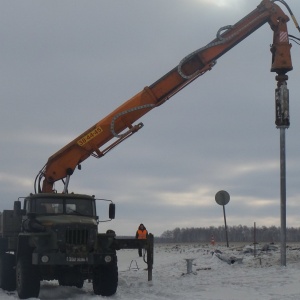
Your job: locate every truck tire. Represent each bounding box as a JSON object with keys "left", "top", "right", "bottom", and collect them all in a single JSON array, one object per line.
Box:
[
  {"left": 16, "top": 256, "right": 40, "bottom": 299},
  {"left": 93, "top": 260, "right": 118, "bottom": 296},
  {"left": 0, "top": 253, "right": 16, "bottom": 291}
]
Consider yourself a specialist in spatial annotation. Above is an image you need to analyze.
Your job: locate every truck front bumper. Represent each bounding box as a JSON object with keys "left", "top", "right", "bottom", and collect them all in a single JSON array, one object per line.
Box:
[{"left": 32, "top": 251, "right": 115, "bottom": 266}]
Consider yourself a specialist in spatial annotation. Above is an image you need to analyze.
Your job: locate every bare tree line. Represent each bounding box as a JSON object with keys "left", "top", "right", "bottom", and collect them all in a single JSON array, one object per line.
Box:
[{"left": 159, "top": 225, "right": 300, "bottom": 243}]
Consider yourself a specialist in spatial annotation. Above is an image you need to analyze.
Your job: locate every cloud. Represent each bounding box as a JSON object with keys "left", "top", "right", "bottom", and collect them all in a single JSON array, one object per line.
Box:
[{"left": 0, "top": 173, "right": 32, "bottom": 188}]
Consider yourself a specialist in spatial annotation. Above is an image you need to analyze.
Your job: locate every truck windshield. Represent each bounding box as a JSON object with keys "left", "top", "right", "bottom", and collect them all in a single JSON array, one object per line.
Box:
[{"left": 35, "top": 198, "right": 95, "bottom": 217}]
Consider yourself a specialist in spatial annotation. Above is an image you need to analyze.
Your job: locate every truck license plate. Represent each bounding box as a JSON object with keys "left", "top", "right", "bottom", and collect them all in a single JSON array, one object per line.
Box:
[{"left": 66, "top": 257, "right": 88, "bottom": 262}]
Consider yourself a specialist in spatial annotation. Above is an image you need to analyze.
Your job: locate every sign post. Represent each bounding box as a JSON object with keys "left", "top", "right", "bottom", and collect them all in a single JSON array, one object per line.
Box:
[{"left": 215, "top": 190, "right": 230, "bottom": 247}]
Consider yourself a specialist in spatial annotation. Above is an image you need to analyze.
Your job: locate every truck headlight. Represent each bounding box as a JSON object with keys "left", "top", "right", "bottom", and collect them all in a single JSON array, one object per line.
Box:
[
  {"left": 41, "top": 255, "right": 49, "bottom": 263},
  {"left": 104, "top": 255, "right": 112, "bottom": 263}
]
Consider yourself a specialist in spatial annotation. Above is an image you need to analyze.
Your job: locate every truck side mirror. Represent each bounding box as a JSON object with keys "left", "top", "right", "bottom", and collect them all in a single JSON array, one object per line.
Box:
[{"left": 109, "top": 203, "right": 115, "bottom": 220}]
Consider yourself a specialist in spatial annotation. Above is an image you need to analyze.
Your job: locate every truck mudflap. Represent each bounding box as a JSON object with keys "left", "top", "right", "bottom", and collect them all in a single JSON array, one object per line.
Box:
[
  {"left": 32, "top": 251, "right": 117, "bottom": 266},
  {"left": 113, "top": 233, "right": 154, "bottom": 281}
]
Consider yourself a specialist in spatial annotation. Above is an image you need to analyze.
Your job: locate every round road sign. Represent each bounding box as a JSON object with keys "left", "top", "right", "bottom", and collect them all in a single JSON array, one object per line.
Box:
[{"left": 215, "top": 190, "right": 230, "bottom": 206}]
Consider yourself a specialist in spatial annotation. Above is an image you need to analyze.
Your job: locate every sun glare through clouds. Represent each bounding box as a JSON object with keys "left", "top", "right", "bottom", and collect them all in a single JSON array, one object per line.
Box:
[{"left": 196, "top": 0, "right": 242, "bottom": 8}]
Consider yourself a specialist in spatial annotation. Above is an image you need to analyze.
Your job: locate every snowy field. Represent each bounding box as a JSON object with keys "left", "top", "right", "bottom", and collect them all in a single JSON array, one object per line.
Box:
[{"left": 1, "top": 242, "right": 300, "bottom": 300}]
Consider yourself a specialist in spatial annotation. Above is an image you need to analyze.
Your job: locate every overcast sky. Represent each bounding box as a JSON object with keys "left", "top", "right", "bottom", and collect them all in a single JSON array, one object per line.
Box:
[{"left": 1, "top": 0, "right": 300, "bottom": 237}]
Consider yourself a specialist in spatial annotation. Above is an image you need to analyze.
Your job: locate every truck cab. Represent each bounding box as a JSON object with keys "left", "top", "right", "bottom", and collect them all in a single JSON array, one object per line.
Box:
[{"left": 22, "top": 193, "right": 99, "bottom": 232}]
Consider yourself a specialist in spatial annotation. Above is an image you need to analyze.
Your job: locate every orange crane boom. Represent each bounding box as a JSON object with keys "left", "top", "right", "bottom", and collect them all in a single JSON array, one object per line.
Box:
[{"left": 39, "top": 0, "right": 294, "bottom": 193}]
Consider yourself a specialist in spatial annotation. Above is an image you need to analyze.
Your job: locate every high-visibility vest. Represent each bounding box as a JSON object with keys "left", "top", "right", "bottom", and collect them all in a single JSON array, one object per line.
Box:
[{"left": 137, "top": 229, "right": 148, "bottom": 239}]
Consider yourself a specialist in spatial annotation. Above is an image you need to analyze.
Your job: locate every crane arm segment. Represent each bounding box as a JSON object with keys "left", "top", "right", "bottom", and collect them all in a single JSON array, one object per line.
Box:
[{"left": 40, "top": 0, "right": 292, "bottom": 193}]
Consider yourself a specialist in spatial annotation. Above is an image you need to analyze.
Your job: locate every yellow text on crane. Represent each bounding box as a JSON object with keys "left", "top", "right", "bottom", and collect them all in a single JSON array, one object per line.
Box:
[{"left": 77, "top": 126, "right": 103, "bottom": 146}]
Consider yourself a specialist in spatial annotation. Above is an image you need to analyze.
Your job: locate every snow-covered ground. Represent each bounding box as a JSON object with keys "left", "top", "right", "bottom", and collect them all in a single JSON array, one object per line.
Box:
[{"left": 1, "top": 243, "right": 300, "bottom": 300}]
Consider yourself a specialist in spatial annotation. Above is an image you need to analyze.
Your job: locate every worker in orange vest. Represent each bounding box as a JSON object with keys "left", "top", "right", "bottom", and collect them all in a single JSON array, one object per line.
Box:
[
  {"left": 210, "top": 234, "right": 215, "bottom": 246},
  {"left": 135, "top": 223, "right": 148, "bottom": 257}
]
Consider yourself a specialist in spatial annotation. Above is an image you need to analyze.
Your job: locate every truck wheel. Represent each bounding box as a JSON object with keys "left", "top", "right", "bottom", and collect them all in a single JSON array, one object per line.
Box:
[
  {"left": 93, "top": 260, "right": 118, "bottom": 296},
  {"left": 16, "top": 256, "right": 40, "bottom": 299},
  {"left": 0, "top": 253, "right": 16, "bottom": 291}
]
